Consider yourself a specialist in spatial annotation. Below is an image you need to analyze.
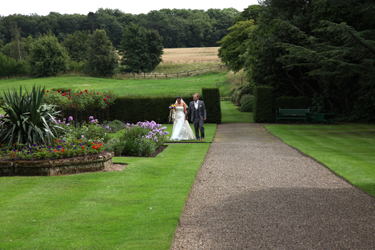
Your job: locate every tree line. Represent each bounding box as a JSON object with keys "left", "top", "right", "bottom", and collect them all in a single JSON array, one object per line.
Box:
[
  {"left": 219, "top": 0, "right": 375, "bottom": 122},
  {"left": 0, "top": 8, "right": 240, "bottom": 48}
]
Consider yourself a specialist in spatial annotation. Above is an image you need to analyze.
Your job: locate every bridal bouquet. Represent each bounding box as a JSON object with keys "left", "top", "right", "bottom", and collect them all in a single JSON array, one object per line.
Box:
[{"left": 168, "top": 104, "right": 176, "bottom": 123}]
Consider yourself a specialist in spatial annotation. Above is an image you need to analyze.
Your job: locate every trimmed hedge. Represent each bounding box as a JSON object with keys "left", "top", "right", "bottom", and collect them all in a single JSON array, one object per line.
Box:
[
  {"left": 106, "top": 88, "right": 221, "bottom": 124},
  {"left": 202, "top": 88, "right": 221, "bottom": 123},
  {"left": 274, "top": 96, "right": 311, "bottom": 111},
  {"left": 253, "top": 86, "right": 274, "bottom": 123}
]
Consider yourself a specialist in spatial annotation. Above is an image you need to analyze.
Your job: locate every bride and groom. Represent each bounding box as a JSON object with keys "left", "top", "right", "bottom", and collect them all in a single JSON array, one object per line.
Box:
[{"left": 170, "top": 93, "right": 207, "bottom": 141}]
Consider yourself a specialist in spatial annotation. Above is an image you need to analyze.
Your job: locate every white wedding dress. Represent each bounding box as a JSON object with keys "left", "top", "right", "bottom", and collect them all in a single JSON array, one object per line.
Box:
[{"left": 170, "top": 106, "right": 196, "bottom": 141}]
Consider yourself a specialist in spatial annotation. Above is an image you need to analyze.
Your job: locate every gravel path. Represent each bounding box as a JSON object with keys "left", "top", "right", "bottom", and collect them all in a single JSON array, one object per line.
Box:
[{"left": 171, "top": 123, "right": 375, "bottom": 249}]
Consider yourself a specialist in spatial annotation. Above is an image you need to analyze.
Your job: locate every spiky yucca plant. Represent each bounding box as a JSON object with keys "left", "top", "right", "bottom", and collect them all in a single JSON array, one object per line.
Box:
[{"left": 0, "top": 86, "right": 62, "bottom": 146}]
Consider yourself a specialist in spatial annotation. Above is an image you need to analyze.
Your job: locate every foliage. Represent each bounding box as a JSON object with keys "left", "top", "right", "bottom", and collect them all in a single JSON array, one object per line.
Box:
[
  {"left": 0, "top": 86, "right": 62, "bottom": 146},
  {"left": 119, "top": 23, "right": 163, "bottom": 73},
  {"left": 0, "top": 52, "right": 28, "bottom": 77},
  {"left": 102, "top": 120, "right": 126, "bottom": 133},
  {"left": 0, "top": 8, "right": 239, "bottom": 48},
  {"left": 105, "top": 121, "right": 169, "bottom": 156},
  {"left": 62, "top": 30, "right": 91, "bottom": 62},
  {"left": 274, "top": 96, "right": 311, "bottom": 111},
  {"left": 218, "top": 0, "right": 375, "bottom": 122},
  {"left": 218, "top": 20, "right": 255, "bottom": 72},
  {"left": 240, "top": 94, "right": 253, "bottom": 106},
  {"left": 28, "top": 33, "right": 70, "bottom": 77},
  {"left": 241, "top": 98, "right": 253, "bottom": 112},
  {"left": 202, "top": 88, "right": 222, "bottom": 123},
  {"left": 85, "top": 29, "right": 118, "bottom": 77},
  {"left": 253, "top": 86, "right": 274, "bottom": 123},
  {"left": 2, "top": 137, "right": 104, "bottom": 160}
]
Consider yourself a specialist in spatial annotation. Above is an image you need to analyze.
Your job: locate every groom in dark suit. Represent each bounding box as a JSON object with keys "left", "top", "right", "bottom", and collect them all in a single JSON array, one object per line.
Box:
[{"left": 186, "top": 93, "right": 207, "bottom": 141}]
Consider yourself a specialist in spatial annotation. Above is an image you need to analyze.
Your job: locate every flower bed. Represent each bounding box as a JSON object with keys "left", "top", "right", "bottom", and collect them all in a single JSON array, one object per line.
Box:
[{"left": 0, "top": 151, "right": 114, "bottom": 176}]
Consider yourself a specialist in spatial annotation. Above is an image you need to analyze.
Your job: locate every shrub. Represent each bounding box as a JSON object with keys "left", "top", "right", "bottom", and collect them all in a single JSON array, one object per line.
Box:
[
  {"left": 0, "top": 86, "right": 62, "bottom": 146},
  {"left": 240, "top": 94, "right": 253, "bottom": 106},
  {"left": 28, "top": 33, "right": 70, "bottom": 77},
  {"left": 0, "top": 52, "right": 28, "bottom": 77},
  {"left": 239, "top": 85, "right": 252, "bottom": 100},
  {"left": 241, "top": 96, "right": 254, "bottom": 112},
  {"left": 202, "top": 88, "right": 221, "bottom": 123},
  {"left": 110, "top": 121, "right": 169, "bottom": 157},
  {"left": 253, "top": 86, "right": 274, "bottom": 123}
]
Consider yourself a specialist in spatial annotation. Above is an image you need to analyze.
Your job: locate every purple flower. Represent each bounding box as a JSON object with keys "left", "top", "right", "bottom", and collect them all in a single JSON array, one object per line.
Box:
[
  {"left": 81, "top": 135, "right": 84, "bottom": 138},
  {"left": 89, "top": 116, "right": 94, "bottom": 120},
  {"left": 68, "top": 116, "right": 73, "bottom": 122}
]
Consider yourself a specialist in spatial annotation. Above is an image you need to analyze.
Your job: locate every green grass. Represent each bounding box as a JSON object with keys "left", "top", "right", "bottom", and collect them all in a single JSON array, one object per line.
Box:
[
  {"left": 0, "top": 73, "right": 229, "bottom": 97},
  {"left": 0, "top": 143, "right": 210, "bottom": 249},
  {"left": 221, "top": 101, "right": 254, "bottom": 123},
  {"left": 109, "top": 123, "right": 217, "bottom": 143},
  {"left": 265, "top": 124, "right": 375, "bottom": 197}
]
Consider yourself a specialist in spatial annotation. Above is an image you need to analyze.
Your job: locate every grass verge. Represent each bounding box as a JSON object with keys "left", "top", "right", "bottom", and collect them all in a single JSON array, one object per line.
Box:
[
  {"left": 0, "top": 143, "right": 210, "bottom": 249},
  {"left": 221, "top": 101, "right": 254, "bottom": 123},
  {"left": 265, "top": 124, "right": 375, "bottom": 197}
]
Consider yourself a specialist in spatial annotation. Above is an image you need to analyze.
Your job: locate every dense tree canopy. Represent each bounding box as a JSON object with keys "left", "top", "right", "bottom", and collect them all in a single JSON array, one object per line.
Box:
[
  {"left": 0, "top": 8, "right": 241, "bottom": 48},
  {"left": 119, "top": 23, "right": 163, "bottom": 73},
  {"left": 219, "top": 0, "right": 375, "bottom": 122}
]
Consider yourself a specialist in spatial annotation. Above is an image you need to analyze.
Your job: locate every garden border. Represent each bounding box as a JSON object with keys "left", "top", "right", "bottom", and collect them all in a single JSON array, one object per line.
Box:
[{"left": 0, "top": 151, "right": 114, "bottom": 177}]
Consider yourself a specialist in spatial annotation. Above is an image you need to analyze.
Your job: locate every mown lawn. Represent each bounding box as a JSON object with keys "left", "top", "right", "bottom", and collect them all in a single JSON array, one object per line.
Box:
[
  {"left": 0, "top": 73, "right": 229, "bottom": 97},
  {"left": 265, "top": 124, "right": 375, "bottom": 197},
  {"left": 0, "top": 143, "right": 211, "bottom": 249},
  {"left": 221, "top": 101, "right": 254, "bottom": 123}
]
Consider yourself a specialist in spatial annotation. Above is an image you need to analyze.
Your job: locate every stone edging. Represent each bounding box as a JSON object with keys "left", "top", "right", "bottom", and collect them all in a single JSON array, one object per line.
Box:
[{"left": 0, "top": 151, "right": 114, "bottom": 176}]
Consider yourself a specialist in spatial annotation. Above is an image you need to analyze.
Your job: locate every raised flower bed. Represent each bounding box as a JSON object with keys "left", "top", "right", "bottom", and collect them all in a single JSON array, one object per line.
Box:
[{"left": 0, "top": 151, "right": 114, "bottom": 176}]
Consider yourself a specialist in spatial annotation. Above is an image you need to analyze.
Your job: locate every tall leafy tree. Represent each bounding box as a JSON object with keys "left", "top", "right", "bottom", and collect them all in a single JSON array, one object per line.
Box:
[
  {"left": 86, "top": 29, "right": 118, "bottom": 76},
  {"left": 119, "top": 23, "right": 163, "bottom": 73},
  {"left": 28, "top": 32, "right": 70, "bottom": 77},
  {"left": 62, "top": 30, "right": 91, "bottom": 62}
]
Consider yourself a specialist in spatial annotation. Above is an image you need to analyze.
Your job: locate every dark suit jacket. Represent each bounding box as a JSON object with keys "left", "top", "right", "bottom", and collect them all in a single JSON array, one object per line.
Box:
[{"left": 186, "top": 100, "right": 207, "bottom": 122}]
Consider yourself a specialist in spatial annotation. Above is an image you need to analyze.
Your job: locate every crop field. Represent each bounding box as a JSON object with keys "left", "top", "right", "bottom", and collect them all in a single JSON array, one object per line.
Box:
[{"left": 161, "top": 47, "right": 220, "bottom": 63}]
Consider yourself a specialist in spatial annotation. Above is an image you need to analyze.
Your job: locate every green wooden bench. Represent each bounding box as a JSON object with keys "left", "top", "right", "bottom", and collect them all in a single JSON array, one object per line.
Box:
[
  {"left": 312, "top": 113, "right": 334, "bottom": 125},
  {"left": 276, "top": 108, "right": 310, "bottom": 124}
]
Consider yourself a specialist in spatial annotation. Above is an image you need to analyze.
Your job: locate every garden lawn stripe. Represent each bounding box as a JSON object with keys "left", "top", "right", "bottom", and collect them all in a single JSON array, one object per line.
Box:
[
  {"left": 0, "top": 143, "right": 210, "bottom": 249},
  {"left": 265, "top": 124, "right": 375, "bottom": 197},
  {"left": 220, "top": 101, "right": 254, "bottom": 123}
]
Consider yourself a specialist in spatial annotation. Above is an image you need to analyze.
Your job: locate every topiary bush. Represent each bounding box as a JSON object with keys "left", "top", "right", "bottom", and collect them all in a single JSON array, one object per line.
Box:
[
  {"left": 253, "top": 86, "right": 274, "bottom": 123},
  {"left": 202, "top": 88, "right": 221, "bottom": 123}
]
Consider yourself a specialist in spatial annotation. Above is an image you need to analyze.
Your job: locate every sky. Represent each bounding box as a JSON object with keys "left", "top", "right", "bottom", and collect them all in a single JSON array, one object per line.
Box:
[{"left": 1, "top": 0, "right": 260, "bottom": 16}]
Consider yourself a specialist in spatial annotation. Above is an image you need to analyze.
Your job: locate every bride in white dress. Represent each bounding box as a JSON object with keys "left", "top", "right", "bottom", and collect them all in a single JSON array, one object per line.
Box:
[{"left": 170, "top": 97, "right": 196, "bottom": 141}]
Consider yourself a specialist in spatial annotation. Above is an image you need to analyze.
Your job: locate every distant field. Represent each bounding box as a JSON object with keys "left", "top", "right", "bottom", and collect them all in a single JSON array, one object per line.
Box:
[{"left": 161, "top": 47, "right": 220, "bottom": 63}]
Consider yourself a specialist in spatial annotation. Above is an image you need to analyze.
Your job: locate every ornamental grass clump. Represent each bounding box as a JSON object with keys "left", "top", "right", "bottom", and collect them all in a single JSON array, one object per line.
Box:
[
  {"left": 0, "top": 86, "right": 62, "bottom": 147},
  {"left": 105, "top": 121, "right": 169, "bottom": 156}
]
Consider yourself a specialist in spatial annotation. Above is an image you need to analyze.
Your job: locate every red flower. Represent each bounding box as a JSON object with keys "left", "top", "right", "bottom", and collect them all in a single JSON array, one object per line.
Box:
[
  {"left": 80, "top": 91, "right": 83, "bottom": 94},
  {"left": 55, "top": 139, "right": 59, "bottom": 143},
  {"left": 47, "top": 90, "right": 49, "bottom": 92},
  {"left": 105, "top": 101, "right": 108, "bottom": 104},
  {"left": 70, "top": 104, "right": 72, "bottom": 107},
  {"left": 104, "top": 108, "right": 107, "bottom": 110},
  {"left": 103, "top": 98, "right": 107, "bottom": 101},
  {"left": 68, "top": 89, "right": 71, "bottom": 91},
  {"left": 82, "top": 146, "right": 85, "bottom": 149},
  {"left": 97, "top": 92, "right": 99, "bottom": 94},
  {"left": 107, "top": 95, "right": 109, "bottom": 98},
  {"left": 92, "top": 145, "right": 96, "bottom": 149},
  {"left": 58, "top": 90, "right": 61, "bottom": 92},
  {"left": 85, "top": 89, "right": 88, "bottom": 92}
]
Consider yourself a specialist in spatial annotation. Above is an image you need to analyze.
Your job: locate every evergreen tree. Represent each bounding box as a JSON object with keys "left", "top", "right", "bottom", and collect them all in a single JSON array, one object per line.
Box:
[
  {"left": 119, "top": 23, "right": 163, "bottom": 73},
  {"left": 86, "top": 29, "right": 118, "bottom": 76},
  {"left": 62, "top": 30, "right": 91, "bottom": 62}
]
